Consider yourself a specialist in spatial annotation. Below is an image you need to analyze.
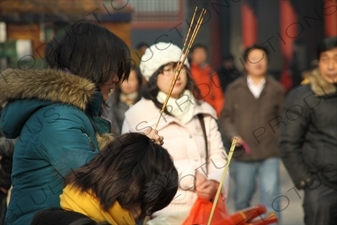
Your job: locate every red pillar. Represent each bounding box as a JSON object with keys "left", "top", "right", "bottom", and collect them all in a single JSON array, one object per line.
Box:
[
  {"left": 241, "top": 0, "right": 257, "bottom": 48},
  {"left": 210, "top": 0, "right": 222, "bottom": 68},
  {"left": 279, "top": 0, "right": 297, "bottom": 92},
  {"left": 324, "top": 0, "right": 337, "bottom": 37}
]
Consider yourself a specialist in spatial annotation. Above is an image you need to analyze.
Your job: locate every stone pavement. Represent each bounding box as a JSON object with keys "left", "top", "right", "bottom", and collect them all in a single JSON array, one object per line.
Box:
[{"left": 226, "top": 161, "right": 305, "bottom": 225}]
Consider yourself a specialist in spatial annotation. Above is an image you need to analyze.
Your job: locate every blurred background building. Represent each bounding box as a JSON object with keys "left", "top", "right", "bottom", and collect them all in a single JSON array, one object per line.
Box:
[{"left": 0, "top": 0, "right": 133, "bottom": 69}]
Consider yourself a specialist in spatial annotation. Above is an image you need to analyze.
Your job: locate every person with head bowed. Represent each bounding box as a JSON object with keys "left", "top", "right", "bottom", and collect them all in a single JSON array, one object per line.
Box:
[
  {"left": 0, "top": 21, "right": 162, "bottom": 225},
  {"left": 122, "top": 42, "right": 229, "bottom": 224},
  {"left": 30, "top": 133, "right": 178, "bottom": 225}
]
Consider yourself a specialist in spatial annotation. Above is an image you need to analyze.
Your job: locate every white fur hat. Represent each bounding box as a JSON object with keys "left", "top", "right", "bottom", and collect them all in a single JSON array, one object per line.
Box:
[{"left": 140, "top": 42, "right": 190, "bottom": 81}]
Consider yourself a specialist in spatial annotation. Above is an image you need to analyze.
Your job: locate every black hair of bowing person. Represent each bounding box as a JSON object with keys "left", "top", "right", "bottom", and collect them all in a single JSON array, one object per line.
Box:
[{"left": 60, "top": 133, "right": 178, "bottom": 225}]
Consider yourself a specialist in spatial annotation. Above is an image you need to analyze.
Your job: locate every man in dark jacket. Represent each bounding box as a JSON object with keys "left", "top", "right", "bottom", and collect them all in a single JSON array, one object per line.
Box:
[
  {"left": 220, "top": 45, "right": 285, "bottom": 221},
  {"left": 279, "top": 36, "right": 337, "bottom": 225}
]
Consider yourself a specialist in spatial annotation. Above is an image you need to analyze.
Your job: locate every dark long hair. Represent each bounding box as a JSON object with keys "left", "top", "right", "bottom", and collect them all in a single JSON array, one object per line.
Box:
[
  {"left": 113, "top": 66, "right": 143, "bottom": 104},
  {"left": 142, "top": 62, "right": 201, "bottom": 114},
  {"left": 65, "top": 133, "right": 178, "bottom": 220},
  {"left": 45, "top": 21, "right": 131, "bottom": 86}
]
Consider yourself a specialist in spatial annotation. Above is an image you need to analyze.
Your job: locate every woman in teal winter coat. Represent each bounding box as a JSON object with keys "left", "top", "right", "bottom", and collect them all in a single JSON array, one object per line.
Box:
[{"left": 0, "top": 21, "right": 162, "bottom": 225}]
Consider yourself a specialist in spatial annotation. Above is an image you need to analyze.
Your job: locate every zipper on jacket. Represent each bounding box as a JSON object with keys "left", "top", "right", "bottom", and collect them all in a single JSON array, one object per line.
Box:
[{"left": 84, "top": 133, "right": 95, "bottom": 151}]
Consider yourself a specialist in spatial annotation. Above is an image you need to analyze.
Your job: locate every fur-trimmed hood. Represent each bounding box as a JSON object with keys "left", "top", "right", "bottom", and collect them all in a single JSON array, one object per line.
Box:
[
  {"left": 0, "top": 69, "right": 114, "bottom": 150},
  {"left": 309, "top": 68, "right": 337, "bottom": 96},
  {"left": 0, "top": 69, "right": 96, "bottom": 110}
]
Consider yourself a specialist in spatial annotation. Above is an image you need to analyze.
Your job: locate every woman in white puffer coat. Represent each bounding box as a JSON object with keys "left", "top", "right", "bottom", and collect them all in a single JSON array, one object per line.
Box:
[{"left": 122, "top": 42, "right": 229, "bottom": 225}]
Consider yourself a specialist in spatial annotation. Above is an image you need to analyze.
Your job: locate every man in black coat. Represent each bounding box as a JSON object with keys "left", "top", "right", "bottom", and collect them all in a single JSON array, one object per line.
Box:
[{"left": 279, "top": 36, "right": 337, "bottom": 225}]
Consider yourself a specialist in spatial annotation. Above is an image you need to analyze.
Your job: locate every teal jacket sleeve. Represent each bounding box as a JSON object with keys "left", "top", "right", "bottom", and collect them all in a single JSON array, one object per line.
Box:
[{"left": 38, "top": 107, "right": 99, "bottom": 179}]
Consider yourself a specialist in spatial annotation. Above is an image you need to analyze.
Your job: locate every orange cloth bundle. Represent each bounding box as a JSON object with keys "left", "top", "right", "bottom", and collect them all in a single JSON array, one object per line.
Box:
[
  {"left": 182, "top": 200, "right": 279, "bottom": 225},
  {"left": 247, "top": 212, "right": 278, "bottom": 225},
  {"left": 230, "top": 204, "right": 267, "bottom": 224},
  {"left": 182, "top": 196, "right": 233, "bottom": 225}
]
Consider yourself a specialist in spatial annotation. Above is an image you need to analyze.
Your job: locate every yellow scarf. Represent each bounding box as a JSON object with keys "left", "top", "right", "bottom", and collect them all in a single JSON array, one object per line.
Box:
[{"left": 60, "top": 185, "right": 136, "bottom": 225}]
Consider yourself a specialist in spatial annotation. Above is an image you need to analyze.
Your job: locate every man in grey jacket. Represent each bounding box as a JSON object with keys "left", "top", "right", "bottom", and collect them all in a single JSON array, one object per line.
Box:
[
  {"left": 220, "top": 45, "right": 285, "bottom": 221},
  {"left": 279, "top": 36, "right": 337, "bottom": 225}
]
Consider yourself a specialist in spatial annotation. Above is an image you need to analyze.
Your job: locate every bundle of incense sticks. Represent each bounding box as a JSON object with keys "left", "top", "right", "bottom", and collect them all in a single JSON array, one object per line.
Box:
[{"left": 154, "top": 7, "right": 206, "bottom": 129}]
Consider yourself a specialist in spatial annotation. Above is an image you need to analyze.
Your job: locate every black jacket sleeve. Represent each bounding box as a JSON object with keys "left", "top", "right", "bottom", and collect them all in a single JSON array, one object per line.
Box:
[{"left": 279, "top": 87, "right": 313, "bottom": 189}]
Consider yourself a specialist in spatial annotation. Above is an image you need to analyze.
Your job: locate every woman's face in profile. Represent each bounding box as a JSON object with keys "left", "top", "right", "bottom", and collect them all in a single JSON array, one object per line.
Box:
[{"left": 100, "top": 74, "right": 120, "bottom": 101}]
